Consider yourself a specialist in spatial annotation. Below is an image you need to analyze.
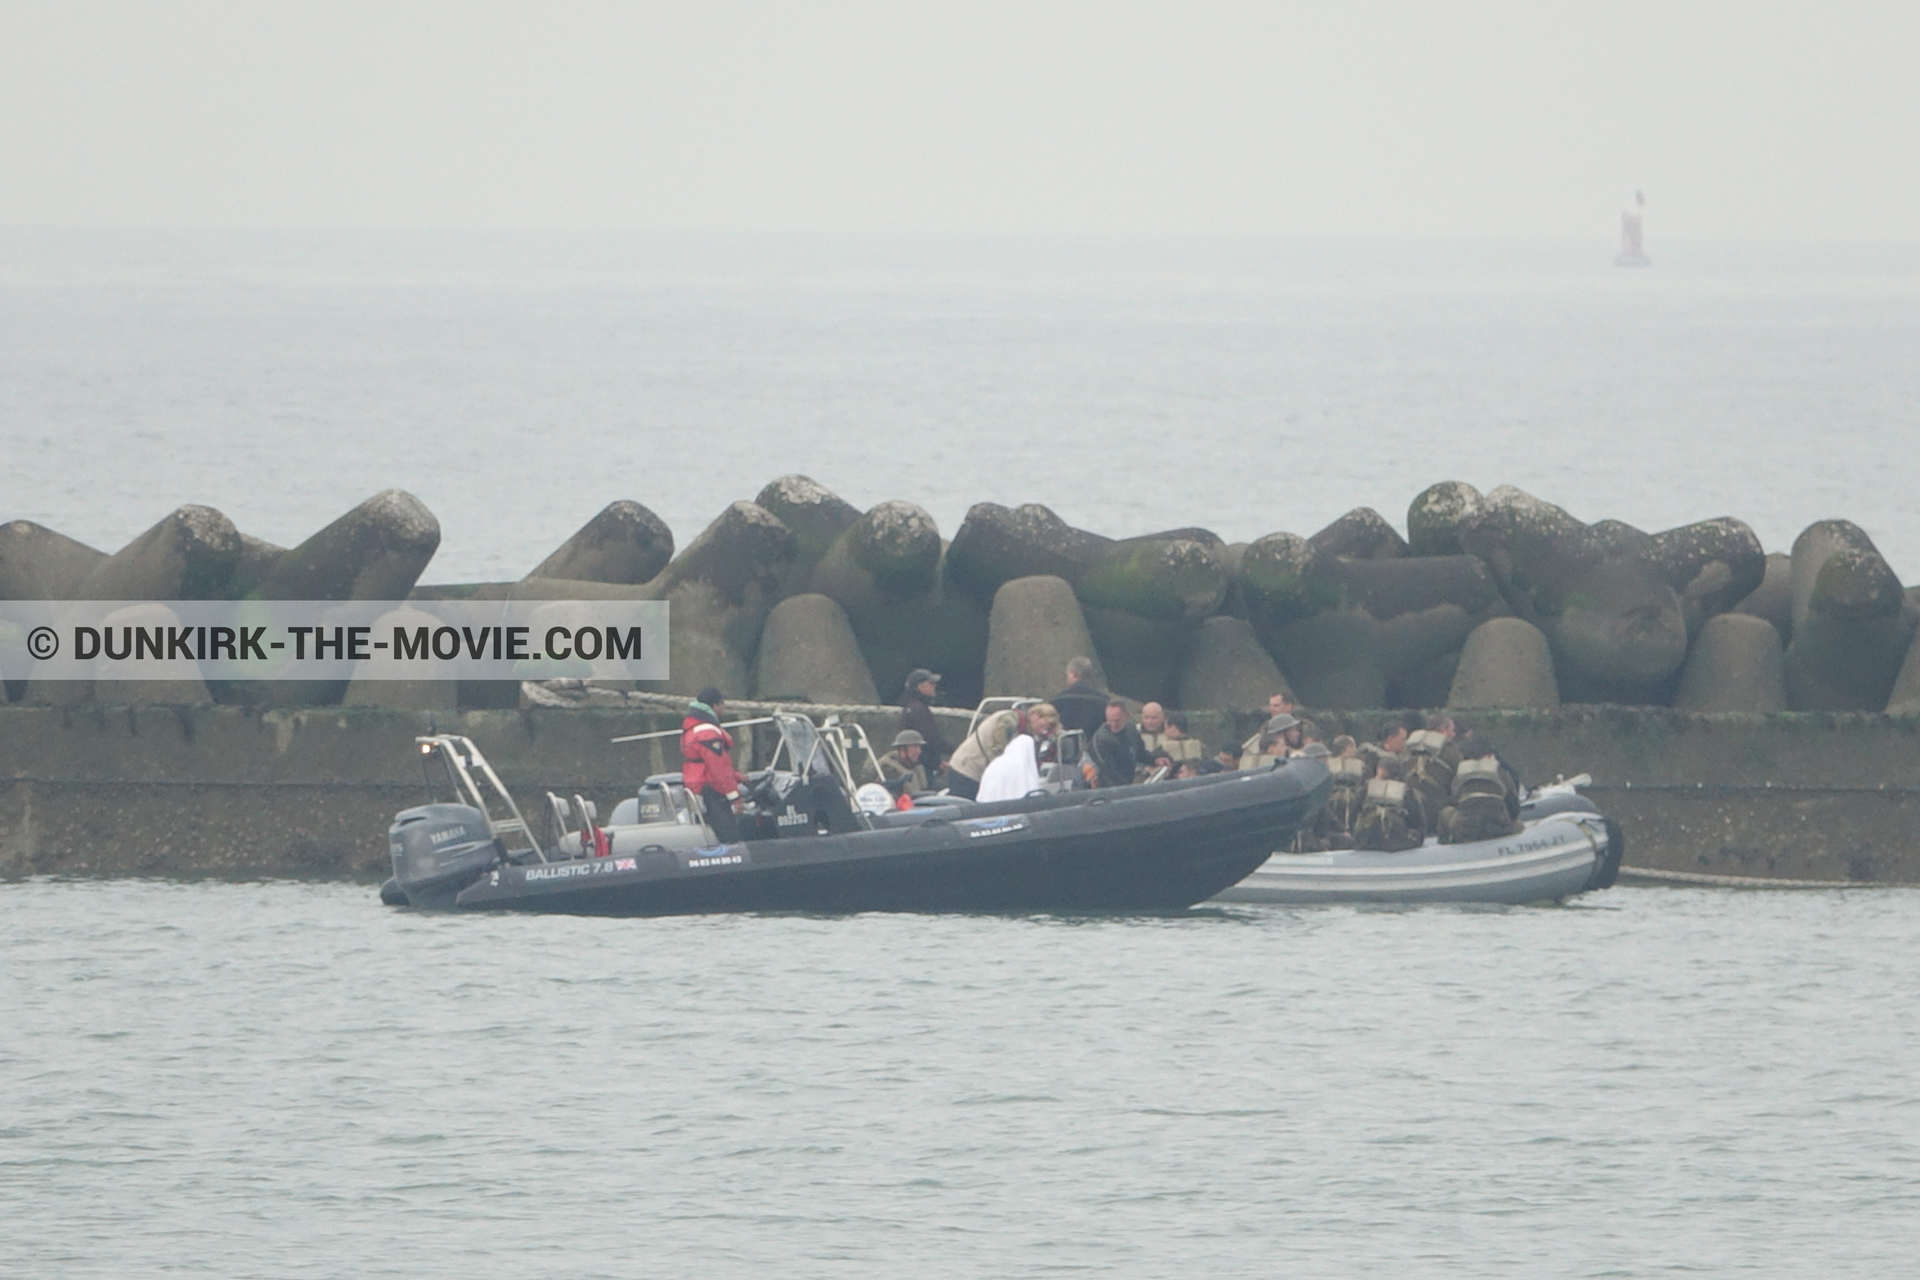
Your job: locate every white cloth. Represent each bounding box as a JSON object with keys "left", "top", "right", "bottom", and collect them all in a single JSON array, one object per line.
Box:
[{"left": 976, "top": 734, "right": 1041, "bottom": 802}]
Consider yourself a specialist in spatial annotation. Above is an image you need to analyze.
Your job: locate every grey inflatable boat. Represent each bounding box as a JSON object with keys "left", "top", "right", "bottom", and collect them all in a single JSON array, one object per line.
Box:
[{"left": 1211, "top": 776, "right": 1624, "bottom": 906}]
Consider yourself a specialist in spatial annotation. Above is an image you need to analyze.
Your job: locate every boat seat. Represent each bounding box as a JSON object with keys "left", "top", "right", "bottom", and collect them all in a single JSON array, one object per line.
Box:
[{"left": 605, "top": 822, "right": 718, "bottom": 856}]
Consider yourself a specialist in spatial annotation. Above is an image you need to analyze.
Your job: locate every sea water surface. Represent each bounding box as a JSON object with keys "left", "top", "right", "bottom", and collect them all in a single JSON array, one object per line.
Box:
[
  {"left": 5, "top": 234, "right": 1919, "bottom": 1274},
  {"left": 4, "top": 880, "right": 1918, "bottom": 1278},
  {"left": 3, "top": 231, "right": 1918, "bottom": 580}
]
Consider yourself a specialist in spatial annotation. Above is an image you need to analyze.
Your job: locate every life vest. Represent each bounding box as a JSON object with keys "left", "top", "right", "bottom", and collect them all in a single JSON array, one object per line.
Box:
[
  {"left": 1403, "top": 734, "right": 1455, "bottom": 806},
  {"left": 1440, "top": 792, "right": 1523, "bottom": 844},
  {"left": 1352, "top": 777, "right": 1424, "bottom": 852},
  {"left": 1451, "top": 756, "right": 1507, "bottom": 799},
  {"left": 680, "top": 712, "right": 742, "bottom": 795},
  {"left": 1327, "top": 757, "right": 1368, "bottom": 786},
  {"left": 1141, "top": 731, "right": 1203, "bottom": 762},
  {"left": 1317, "top": 765, "right": 1366, "bottom": 846}
]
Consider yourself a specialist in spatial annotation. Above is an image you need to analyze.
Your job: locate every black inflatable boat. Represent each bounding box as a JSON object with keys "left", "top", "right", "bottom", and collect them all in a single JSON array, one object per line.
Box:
[{"left": 384, "top": 715, "right": 1329, "bottom": 916}]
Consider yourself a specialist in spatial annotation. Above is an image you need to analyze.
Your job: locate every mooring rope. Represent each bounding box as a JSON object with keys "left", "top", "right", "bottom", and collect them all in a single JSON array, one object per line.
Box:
[{"left": 1615, "top": 865, "right": 1913, "bottom": 890}]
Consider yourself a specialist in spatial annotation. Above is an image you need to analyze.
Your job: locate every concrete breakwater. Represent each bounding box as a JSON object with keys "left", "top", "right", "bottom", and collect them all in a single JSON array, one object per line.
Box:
[
  {"left": 4, "top": 701, "right": 1918, "bottom": 886},
  {"left": 10, "top": 476, "right": 1920, "bottom": 715}
]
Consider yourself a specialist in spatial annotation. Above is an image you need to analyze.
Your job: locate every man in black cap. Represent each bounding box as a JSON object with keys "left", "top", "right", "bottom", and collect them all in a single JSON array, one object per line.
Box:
[{"left": 897, "top": 668, "right": 951, "bottom": 773}]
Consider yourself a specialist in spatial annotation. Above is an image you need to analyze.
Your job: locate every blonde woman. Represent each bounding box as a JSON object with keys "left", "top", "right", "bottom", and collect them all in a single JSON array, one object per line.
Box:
[{"left": 975, "top": 703, "right": 1060, "bottom": 803}]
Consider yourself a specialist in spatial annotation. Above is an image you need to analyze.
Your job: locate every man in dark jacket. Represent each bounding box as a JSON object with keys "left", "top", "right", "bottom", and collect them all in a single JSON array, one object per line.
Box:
[
  {"left": 1050, "top": 656, "right": 1109, "bottom": 737},
  {"left": 1085, "top": 699, "right": 1154, "bottom": 789},
  {"left": 897, "top": 668, "right": 951, "bottom": 769}
]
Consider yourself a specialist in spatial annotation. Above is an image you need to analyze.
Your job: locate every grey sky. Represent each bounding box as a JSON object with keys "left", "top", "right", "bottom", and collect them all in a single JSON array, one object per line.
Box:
[{"left": 2, "top": 1, "right": 1914, "bottom": 240}]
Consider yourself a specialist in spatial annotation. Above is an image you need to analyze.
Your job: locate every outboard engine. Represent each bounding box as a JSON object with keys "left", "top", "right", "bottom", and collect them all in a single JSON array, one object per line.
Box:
[{"left": 389, "top": 803, "right": 500, "bottom": 909}]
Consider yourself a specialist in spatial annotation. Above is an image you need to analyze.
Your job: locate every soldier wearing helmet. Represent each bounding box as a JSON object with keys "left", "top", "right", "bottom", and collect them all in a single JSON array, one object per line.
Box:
[{"left": 877, "top": 728, "right": 930, "bottom": 796}]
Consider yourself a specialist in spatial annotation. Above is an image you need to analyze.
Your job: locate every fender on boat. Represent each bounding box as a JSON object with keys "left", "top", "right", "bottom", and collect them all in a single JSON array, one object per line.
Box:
[{"left": 1589, "top": 816, "right": 1626, "bottom": 891}]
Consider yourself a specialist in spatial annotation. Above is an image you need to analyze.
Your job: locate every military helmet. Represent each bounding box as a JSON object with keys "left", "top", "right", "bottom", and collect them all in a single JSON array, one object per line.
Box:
[{"left": 892, "top": 729, "right": 927, "bottom": 748}]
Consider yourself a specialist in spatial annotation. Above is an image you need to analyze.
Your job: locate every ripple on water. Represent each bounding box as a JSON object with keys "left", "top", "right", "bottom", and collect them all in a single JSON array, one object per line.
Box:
[{"left": 3, "top": 880, "right": 1920, "bottom": 1277}]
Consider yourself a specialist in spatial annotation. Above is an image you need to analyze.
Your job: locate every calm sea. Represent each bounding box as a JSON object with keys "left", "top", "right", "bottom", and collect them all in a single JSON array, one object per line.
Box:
[
  {"left": 4, "top": 234, "right": 1919, "bottom": 1274},
  {"left": 2, "top": 231, "right": 1917, "bottom": 580},
  {"left": 4, "top": 880, "right": 1918, "bottom": 1278}
]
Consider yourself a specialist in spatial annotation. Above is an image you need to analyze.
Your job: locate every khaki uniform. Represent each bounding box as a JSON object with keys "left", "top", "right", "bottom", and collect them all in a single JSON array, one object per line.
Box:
[
  {"left": 947, "top": 709, "right": 1022, "bottom": 785},
  {"left": 1437, "top": 756, "right": 1523, "bottom": 844},
  {"left": 1245, "top": 718, "right": 1321, "bottom": 756},
  {"left": 1355, "top": 742, "right": 1401, "bottom": 778},
  {"left": 877, "top": 749, "right": 929, "bottom": 795},
  {"left": 1319, "top": 756, "right": 1370, "bottom": 849},
  {"left": 1351, "top": 778, "right": 1426, "bottom": 852},
  {"left": 1402, "top": 730, "right": 1460, "bottom": 826}
]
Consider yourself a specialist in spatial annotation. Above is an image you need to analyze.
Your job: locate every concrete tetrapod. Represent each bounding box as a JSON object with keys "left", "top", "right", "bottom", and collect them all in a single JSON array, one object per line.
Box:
[
  {"left": 1406, "top": 482, "right": 1483, "bottom": 558},
  {"left": 1175, "top": 616, "right": 1290, "bottom": 712},
  {"left": 1239, "top": 535, "right": 1505, "bottom": 709},
  {"left": 0, "top": 521, "right": 106, "bottom": 600},
  {"left": 1672, "top": 613, "right": 1786, "bottom": 713},
  {"left": 753, "top": 594, "right": 879, "bottom": 705},
  {"left": 419, "top": 580, "right": 653, "bottom": 709},
  {"left": 526, "top": 500, "right": 673, "bottom": 586},
  {"left": 756, "top": 475, "right": 860, "bottom": 598},
  {"left": 810, "top": 500, "right": 988, "bottom": 699},
  {"left": 253, "top": 489, "right": 441, "bottom": 602},
  {"left": 33, "top": 508, "right": 240, "bottom": 705},
  {"left": 1075, "top": 533, "right": 1229, "bottom": 703},
  {"left": 1460, "top": 485, "right": 1687, "bottom": 704},
  {"left": 1731, "top": 552, "right": 1793, "bottom": 642},
  {"left": 0, "top": 521, "right": 106, "bottom": 703},
  {"left": 1783, "top": 521, "right": 1914, "bottom": 711},
  {"left": 943, "top": 502, "right": 1227, "bottom": 700},
  {"left": 1309, "top": 507, "right": 1408, "bottom": 560},
  {"left": 640, "top": 500, "right": 797, "bottom": 700},
  {"left": 80, "top": 505, "right": 242, "bottom": 601},
  {"left": 982, "top": 576, "right": 1103, "bottom": 699},
  {"left": 1883, "top": 631, "right": 1920, "bottom": 715},
  {"left": 341, "top": 603, "right": 459, "bottom": 711},
  {"left": 1589, "top": 519, "right": 1656, "bottom": 557},
  {"left": 944, "top": 502, "right": 1109, "bottom": 603},
  {"left": 227, "top": 534, "right": 286, "bottom": 599},
  {"left": 234, "top": 491, "right": 442, "bottom": 706},
  {"left": 1647, "top": 517, "right": 1766, "bottom": 641},
  {"left": 1447, "top": 617, "right": 1560, "bottom": 709},
  {"left": 47, "top": 602, "right": 214, "bottom": 707}
]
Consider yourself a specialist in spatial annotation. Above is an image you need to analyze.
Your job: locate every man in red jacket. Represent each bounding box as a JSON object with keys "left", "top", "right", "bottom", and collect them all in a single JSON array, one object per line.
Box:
[{"left": 681, "top": 686, "right": 745, "bottom": 844}]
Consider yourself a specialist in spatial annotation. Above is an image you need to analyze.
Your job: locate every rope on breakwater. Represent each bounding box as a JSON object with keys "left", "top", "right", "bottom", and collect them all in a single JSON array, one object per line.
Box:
[{"left": 1616, "top": 865, "right": 1914, "bottom": 890}]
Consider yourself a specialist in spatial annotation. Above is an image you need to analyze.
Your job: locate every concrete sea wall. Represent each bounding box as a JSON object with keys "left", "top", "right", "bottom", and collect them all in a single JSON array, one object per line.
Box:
[{"left": 5, "top": 702, "right": 1919, "bottom": 886}]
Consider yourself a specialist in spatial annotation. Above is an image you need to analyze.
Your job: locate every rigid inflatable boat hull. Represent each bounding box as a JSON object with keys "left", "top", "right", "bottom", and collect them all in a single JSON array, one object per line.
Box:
[
  {"left": 442, "top": 766, "right": 1330, "bottom": 917},
  {"left": 1211, "top": 812, "right": 1611, "bottom": 906}
]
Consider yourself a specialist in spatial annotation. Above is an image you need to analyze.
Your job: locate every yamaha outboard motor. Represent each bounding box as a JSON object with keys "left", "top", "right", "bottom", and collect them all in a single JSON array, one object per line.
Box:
[{"left": 389, "top": 803, "right": 500, "bottom": 909}]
